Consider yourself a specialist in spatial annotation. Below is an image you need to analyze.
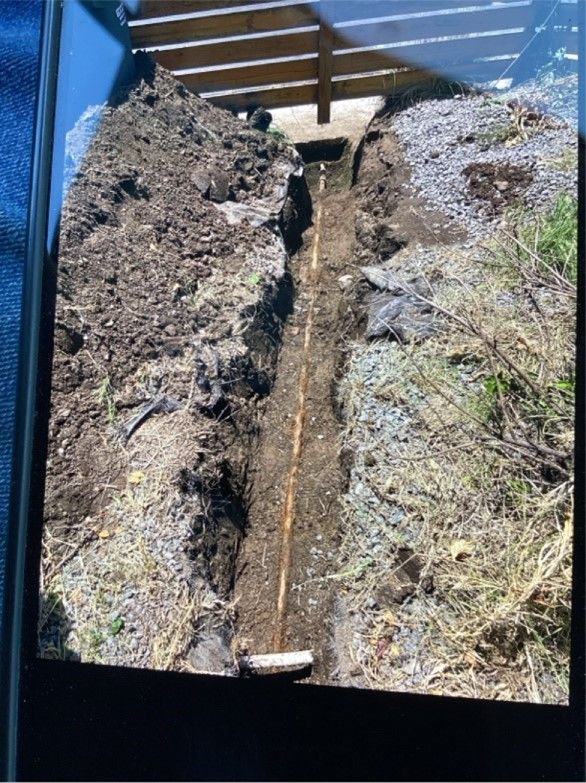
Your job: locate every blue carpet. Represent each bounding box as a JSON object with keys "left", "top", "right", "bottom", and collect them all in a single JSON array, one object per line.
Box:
[{"left": 0, "top": 1, "right": 43, "bottom": 613}]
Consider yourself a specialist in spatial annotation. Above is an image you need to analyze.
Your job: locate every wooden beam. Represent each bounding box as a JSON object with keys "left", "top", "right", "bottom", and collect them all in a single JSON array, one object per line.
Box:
[
  {"left": 332, "top": 3, "right": 534, "bottom": 51},
  {"left": 331, "top": 68, "right": 435, "bottom": 101},
  {"left": 150, "top": 29, "right": 318, "bottom": 70},
  {"left": 238, "top": 650, "right": 314, "bottom": 676},
  {"left": 129, "top": 2, "right": 318, "bottom": 47},
  {"left": 330, "top": 58, "right": 517, "bottom": 101},
  {"left": 134, "top": 0, "right": 496, "bottom": 23},
  {"left": 317, "top": 17, "right": 334, "bottom": 124},
  {"left": 332, "top": 31, "right": 530, "bottom": 77},
  {"left": 203, "top": 67, "right": 432, "bottom": 111},
  {"left": 172, "top": 29, "right": 527, "bottom": 98},
  {"left": 203, "top": 80, "right": 318, "bottom": 110},
  {"left": 133, "top": 0, "right": 277, "bottom": 19},
  {"left": 145, "top": 18, "right": 528, "bottom": 74},
  {"left": 203, "top": 54, "right": 517, "bottom": 112},
  {"left": 311, "top": 0, "right": 495, "bottom": 26},
  {"left": 178, "top": 55, "right": 317, "bottom": 92}
]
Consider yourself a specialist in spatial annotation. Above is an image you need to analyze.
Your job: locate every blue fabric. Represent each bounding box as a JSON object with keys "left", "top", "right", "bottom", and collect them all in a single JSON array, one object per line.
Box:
[{"left": 0, "top": 2, "right": 43, "bottom": 614}]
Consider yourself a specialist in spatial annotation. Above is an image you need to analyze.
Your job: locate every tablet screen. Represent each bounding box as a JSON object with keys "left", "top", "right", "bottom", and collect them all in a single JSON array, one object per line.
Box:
[{"left": 36, "top": 0, "right": 579, "bottom": 710}]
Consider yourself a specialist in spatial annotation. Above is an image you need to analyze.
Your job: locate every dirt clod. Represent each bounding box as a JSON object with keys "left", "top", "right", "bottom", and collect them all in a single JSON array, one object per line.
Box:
[{"left": 463, "top": 161, "right": 533, "bottom": 213}]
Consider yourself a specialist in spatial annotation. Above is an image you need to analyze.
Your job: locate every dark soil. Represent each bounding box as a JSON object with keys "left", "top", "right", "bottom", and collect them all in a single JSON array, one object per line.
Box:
[
  {"left": 352, "top": 125, "right": 465, "bottom": 260},
  {"left": 40, "top": 54, "right": 310, "bottom": 669},
  {"left": 463, "top": 161, "right": 533, "bottom": 214},
  {"left": 234, "top": 186, "right": 356, "bottom": 677}
]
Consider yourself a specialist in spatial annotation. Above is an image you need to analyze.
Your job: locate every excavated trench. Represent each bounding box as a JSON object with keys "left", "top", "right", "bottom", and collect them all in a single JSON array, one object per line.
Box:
[
  {"left": 41, "top": 61, "right": 455, "bottom": 676},
  {"left": 232, "top": 138, "right": 360, "bottom": 680},
  {"left": 229, "top": 120, "right": 461, "bottom": 682},
  {"left": 42, "top": 59, "right": 575, "bottom": 700}
]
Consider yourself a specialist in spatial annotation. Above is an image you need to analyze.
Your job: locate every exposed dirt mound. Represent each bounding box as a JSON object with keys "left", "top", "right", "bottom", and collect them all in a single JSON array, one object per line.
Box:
[
  {"left": 39, "top": 54, "right": 311, "bottom": 671},
  {"left": 463, "top": 161, "right": 533, "bottom": 213}
]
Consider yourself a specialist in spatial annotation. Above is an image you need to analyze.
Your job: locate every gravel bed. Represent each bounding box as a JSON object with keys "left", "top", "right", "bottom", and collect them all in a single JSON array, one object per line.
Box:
[
  {"left": 339, "top": 340, "right": 422, "bottom": 554},
  {"left": 392, "top": 75, "right": 577, "bottom": 237},
  {"left": 335, "top": 75, "right": 577, "bottom": 698}
]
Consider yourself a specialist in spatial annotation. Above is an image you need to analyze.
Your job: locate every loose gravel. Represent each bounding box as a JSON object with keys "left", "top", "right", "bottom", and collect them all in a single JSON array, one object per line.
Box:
[{"left": 392, "top": 75, "right": 578, "bottom": 237}]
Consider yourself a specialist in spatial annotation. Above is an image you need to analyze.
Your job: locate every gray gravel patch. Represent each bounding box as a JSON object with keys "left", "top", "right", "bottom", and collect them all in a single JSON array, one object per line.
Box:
[{"left": 391, "top": 75, "right": 577, "bottom": 237}]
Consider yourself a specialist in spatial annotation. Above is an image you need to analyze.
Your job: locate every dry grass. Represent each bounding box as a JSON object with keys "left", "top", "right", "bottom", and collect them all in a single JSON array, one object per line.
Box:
[
  {"left": 39, "top": 409, "right": 234, "bottom": 670},
  {"left": 336, "top": 197, "right": 575, "bottom": 703}
]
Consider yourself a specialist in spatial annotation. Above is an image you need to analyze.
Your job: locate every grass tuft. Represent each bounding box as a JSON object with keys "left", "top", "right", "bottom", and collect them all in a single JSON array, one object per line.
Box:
[
  {"left": 521, "top": 193, "right": 578, "bottom": 284},
  {"left": 96, "top": 376, "right": 117, "bottom": 423}
]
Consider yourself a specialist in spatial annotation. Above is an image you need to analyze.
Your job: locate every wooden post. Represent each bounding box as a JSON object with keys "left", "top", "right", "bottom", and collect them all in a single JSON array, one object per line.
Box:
[{"left": 317, "top": 18, "right": 334, "bottom": 125}]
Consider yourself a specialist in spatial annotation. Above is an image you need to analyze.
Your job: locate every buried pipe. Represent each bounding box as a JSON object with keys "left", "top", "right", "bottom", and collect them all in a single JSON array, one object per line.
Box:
[
  {"left": 273, "top": 164, "right": 327, "bottom": 653},
  {"left": 238, "top": 649, "right": 314, "bottom": 678}
]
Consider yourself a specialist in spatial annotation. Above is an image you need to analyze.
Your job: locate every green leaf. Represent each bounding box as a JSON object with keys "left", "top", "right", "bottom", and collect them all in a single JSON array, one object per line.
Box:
[
  {"left": 109, "top": 616, "right": 125, "bottom": 636},
  {"left": 485, "top": 373, "right": 510, "bottom": 398},
  {"left": 553, "top": 378, "right": 574, "bottom": 394}
]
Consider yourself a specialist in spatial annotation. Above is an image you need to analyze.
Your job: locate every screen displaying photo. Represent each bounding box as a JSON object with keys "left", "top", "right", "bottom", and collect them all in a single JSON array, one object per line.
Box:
[{"left": 38, "top": 0, "right": 579, "bottom": 706}]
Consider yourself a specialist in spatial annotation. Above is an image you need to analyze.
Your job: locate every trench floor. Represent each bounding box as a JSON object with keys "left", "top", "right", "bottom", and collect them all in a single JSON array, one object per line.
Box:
[{"left": 234, "top": 181, "right": 356, "bottom": 680}]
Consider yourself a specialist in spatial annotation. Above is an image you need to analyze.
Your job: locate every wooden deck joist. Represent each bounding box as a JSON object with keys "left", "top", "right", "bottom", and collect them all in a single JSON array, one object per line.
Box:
[
  {"left": 153, "top": 29, "right": 319, "bottom": 71},
  {"left": 173, "top": 30, "right": 529, "bottom": 95},
  {"left": 203, "top": 56, "right": 518, "bottom": 111},
  {"left": 128, "top": 0, "right": 573, "bottom": 121},
  {"left": 129, "top": 2, "right": 318, "bottom": 47}
]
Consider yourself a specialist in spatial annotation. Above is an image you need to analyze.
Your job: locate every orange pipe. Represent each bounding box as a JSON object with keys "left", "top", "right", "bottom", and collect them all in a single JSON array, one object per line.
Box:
[{"left": 273, "top": 165, "right": 326, "bottom": 651}]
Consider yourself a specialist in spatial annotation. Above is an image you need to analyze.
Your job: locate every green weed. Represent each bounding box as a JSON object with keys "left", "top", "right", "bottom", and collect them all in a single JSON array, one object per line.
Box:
[
  {"left": 519, "top": 193, "right": 578, "bottom": 284},
  {"left": 109, "top": 616, "right": 125, "bottom": 636},
  {"left": 266, "top": 126, "right": 293, "bottom": 144},
  {"left": 474, "top": 121, "right": 515, "bottom": 146},
  {"left": 97, "top": 377, "right": 117, "bottom": 423}
]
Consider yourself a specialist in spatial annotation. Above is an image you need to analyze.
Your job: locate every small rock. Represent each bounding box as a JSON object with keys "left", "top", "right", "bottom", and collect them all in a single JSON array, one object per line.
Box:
[
  {"left": 495, "top": 180, "right": 509, "bottom": 192},
  {"left": 188, "top": 631, "right": 233, "bottom": 673},
  {"left": 338, "top": 274, "right": 353, "bottom": 291},
  {"left": 421, "top": 575, "right": 434, "bottom": 594},
  {"left": 375, "top": 577, "right": 416, "bottom": 607},
  {"left": 208, "top": 168, "right": 230, "bottom": 203},
  {"left": 247, "top": 106, "right": 273, "bottom": 132},
  {"left": 192, "top": 171, "right": 211, "bottom": 196}
]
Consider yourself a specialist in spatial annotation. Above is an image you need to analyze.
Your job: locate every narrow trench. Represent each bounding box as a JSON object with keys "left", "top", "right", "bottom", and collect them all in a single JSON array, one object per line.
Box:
[{"left": 233, "top": 139, "right": 357, "bottom": 679}]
